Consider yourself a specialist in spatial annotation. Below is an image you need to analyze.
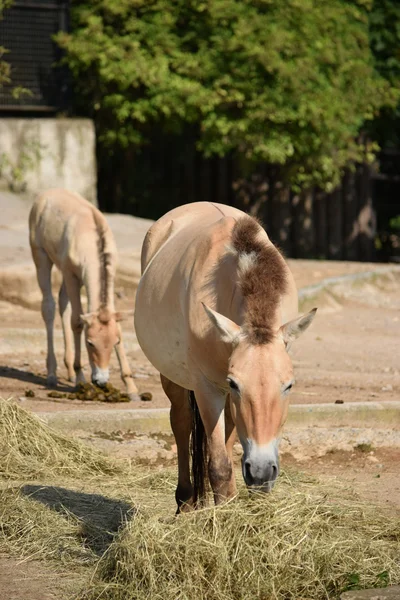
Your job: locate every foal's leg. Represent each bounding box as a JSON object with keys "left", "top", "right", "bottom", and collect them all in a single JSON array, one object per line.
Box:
[
  {"left": 161, "top": 374, "right": 194, "bottom": 513},
  {"left": 115, "top": 324, "right": 140, "bottom": 401},
  {"left": 59, "top": 279, "right": 74, "bottom": 382},
  {"left": 193, "top": 380, "right": 236, "bottom": 505},
  {"left": 32, "top": 248, "right": 57, "bottom": 387},
  {"left": 63, "top": 274, "right": 86, "bottom": 385}
]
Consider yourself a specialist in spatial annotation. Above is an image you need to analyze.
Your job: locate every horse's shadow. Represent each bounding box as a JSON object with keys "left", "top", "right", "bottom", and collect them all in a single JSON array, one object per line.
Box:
[
  {"left": 21, "top": 484, "right": 134, "bottom": 554},
  {"left": 0, "top": 366, "right": 73, "bottom": 393}
]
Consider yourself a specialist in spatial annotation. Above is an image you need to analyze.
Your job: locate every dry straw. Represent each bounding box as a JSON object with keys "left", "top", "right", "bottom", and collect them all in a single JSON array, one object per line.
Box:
[
  {"left": 83, "top": 473, "right": 400, "bottom": 600},
  {"left": 0, "top": 397, "right": 122, "bottom": 480},
  {"left": 0, "top": 398, "right": 399, "bottom": 600}
]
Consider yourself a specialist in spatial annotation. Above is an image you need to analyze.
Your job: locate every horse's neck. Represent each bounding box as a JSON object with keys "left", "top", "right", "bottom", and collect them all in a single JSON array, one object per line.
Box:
[{"left": 81, "top": 248, "right": 115, "bottom": 313}]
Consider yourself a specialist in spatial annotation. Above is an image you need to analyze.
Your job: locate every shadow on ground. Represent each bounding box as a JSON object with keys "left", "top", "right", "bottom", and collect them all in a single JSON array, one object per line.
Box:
[
  {"left": 21, "top": 484, "right": 134, "bottom": 554},
  {"left": 0, "top": 367, "right": 74, "bottom": 393}
]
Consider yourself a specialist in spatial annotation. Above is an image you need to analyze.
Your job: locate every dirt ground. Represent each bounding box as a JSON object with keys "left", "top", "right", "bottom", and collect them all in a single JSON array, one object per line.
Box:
[
  {"left": 0, "top": 188, "right": 399, "bottom": 410},
  {"left": 1, "top": 190, "right": 400, "bottom": 599},
  {"left": 284, "top": 447, "right": 400, "bottom": 513},
  {"left": 1, "top": 266, "right": 399, "bottom": 412},
  {"left": 0, "top": 556, "right": 81, "bottom": 600}
]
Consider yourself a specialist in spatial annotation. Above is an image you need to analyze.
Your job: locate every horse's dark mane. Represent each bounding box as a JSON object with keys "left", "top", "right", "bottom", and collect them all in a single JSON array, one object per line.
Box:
[{"left": 231, "top": 216, "right": 288, "bottom": 344}]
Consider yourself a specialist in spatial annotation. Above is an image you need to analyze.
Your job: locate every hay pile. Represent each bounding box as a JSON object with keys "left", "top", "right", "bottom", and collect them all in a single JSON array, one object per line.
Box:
[
  {"left": 85, "top": 478, "right": 400, "bottom": 600},
  {"left": 0, "top": 397, "right": 130, "bottom": 567},
  {"left": 0, "top": 397, "right": 121, "bottom": 479},
  {"left": 0, "top": 397, "right": 399, "bottom": 600}
]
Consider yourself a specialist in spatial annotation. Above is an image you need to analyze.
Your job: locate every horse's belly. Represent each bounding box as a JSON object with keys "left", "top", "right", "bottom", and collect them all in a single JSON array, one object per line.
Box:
[{"left": 134, "top": 275, "right": 192, "bottom": 390}]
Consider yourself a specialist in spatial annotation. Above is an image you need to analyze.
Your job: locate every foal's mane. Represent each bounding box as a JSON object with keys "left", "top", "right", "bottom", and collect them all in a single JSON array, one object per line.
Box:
[
  {"left": 231, "top": 216, "right": 288, "bottom": 344},
  {"left": 92, "top": 209, "right": 115, "bottom": 311}
]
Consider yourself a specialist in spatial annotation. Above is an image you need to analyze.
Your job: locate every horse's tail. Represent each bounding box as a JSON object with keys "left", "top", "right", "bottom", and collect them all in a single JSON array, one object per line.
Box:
[{"left": 189, "top": 390, "right": 208, "bottom": 507}]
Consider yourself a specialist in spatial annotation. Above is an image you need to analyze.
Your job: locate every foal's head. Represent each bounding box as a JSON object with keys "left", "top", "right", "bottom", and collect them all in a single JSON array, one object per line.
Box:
[
  {"left": 204, "top": 304, "right": 317, "bottom": 492},
  {"left": 80, "top": 307, "right": 122, "bottom": 386}
]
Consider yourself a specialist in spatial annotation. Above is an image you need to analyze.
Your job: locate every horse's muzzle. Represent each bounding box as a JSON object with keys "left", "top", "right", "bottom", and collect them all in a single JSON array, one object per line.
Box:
[
  {"left": 243, "top": 458, "right": 279, "bottom": 491},
  {"left": 91, "top": 367, "right": 110, "bottom": 387}
]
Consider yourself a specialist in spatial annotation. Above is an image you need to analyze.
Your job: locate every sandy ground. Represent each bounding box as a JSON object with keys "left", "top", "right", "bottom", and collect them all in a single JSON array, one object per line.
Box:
[
  {"left": 1, "top": 189, "right": 400, "bottom": 599},
  {"left": 0, "top": 556, "right": 81, "bottom": 600},
  {"left": 1, "top": 187, "right": 399, "bottom": 411},
  {"left": 1, "top": 268, "right": 399, "bottom": 412}
]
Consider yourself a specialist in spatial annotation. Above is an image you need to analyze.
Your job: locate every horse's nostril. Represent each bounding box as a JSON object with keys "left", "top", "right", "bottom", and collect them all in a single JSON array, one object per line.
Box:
[
  {"left": 271, "top": 463, "right": 278, "bottom": 480},
  {"left": 244, "top": 460, "right": 254, "bottom": 484}
]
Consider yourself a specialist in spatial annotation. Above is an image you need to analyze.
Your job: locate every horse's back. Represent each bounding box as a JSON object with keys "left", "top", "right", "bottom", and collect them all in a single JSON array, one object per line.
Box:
[
  {"left": 140, "top": 202, "right": 245, "bottom": 273},
  {"left": 29, "top": 189, "right": 107, "bottom": 270},
  {"left": 135, "top": 203, "right": 246, "bottom": 386}
]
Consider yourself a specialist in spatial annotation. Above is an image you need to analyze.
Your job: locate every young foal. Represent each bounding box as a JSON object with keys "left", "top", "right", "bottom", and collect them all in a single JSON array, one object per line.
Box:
[
  {"left": 135, "top": 202, "right": 316, "bottom": 510},
  {"left": 29, "top": 188, "right": 139, "bottom": 400}
]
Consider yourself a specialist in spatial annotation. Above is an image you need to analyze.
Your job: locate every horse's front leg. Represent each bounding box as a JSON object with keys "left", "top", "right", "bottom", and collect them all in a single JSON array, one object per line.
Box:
[
  {"left": 115, "top": 324, "right": 140, "bottom": 401},
  {"left": 225, "top": 396, "right": 238, "bottom": 494},
  {"left": 64, "top": 274, "right": 85, "bottom": 385},
  {"left": 194, "top": 381, "right": 236, "bottom": 505}
]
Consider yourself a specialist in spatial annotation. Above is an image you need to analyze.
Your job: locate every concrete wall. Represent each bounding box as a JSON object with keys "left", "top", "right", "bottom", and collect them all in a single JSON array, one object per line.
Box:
[{"left": 0, "top": 118, "right": 97, "bottom": 205}]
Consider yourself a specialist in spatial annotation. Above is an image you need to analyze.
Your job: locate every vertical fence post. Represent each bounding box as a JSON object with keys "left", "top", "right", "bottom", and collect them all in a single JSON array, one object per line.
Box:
[
  {"left": 342, "top": 169, "right": 358, "bottom": 260},
  {"left": 313, "top": 189, "right": 328, "bottom": 259},
  {"left": 291, "top": 189, "right": 315, "bottom": 258}
]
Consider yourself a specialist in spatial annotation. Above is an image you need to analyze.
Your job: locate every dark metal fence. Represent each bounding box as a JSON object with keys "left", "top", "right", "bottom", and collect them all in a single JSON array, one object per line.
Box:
[{"left": 0, "top": 0, "right": 69, "bottom": 111}]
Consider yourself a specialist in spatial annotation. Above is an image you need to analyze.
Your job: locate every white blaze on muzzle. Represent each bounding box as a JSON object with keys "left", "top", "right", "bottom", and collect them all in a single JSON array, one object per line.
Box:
[
  {"left": 241, "top": 438, "right": 280, "bottom": 490},
  {"left": 91, "top": 367, "right": 110, "bottom": 386}
]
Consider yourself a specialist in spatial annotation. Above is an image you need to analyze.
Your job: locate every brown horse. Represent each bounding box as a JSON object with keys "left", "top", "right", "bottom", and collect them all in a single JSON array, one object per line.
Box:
[
  {"left": 135, "top": 202, "right": 316, "bottom": 509},
  {"left": 29, "top": 188, "right": 139, "bottom": 400}
]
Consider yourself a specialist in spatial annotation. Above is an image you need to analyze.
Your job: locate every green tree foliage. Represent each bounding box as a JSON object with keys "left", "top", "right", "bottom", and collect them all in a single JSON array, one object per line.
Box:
[
  {"left": 0, "top": 0, "right": 13, "bottom": 87},
  {"left": 57, "top": 0, "right": 398, "bottom": 189},
  {"left": 368, "top": 0, "right": 400, "bottom": 147}
]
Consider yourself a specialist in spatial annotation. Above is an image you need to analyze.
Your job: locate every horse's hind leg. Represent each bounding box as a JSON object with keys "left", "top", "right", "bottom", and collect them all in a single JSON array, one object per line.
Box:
[
  {"left": 32, "top": 247, "right": 57, "bottom": 387},
  {"left": 59, "top": 279, "right": 74, "bottom": 382},
  {"left": 161, "top": 374, "right": 193, "bottom": 512}
]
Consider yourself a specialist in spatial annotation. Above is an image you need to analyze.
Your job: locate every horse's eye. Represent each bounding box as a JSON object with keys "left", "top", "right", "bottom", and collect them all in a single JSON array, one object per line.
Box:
[
  {"left": 87, "top": 340, "right": 95, "bottom": 348},
  {"left": 227, "top": 377, "right": 240, "bottom": 393},
  {"left": 283, "top": 382, "right": 293, "bottom": 395}
]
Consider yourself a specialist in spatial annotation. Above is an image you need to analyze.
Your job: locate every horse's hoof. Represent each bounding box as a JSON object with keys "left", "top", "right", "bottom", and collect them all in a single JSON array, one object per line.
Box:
[
  {"left": 127, "top": 393, "right": 141, "bottom": 402},
  {"left": 47, "top": 375, "right": 58, "bottom": 388}
]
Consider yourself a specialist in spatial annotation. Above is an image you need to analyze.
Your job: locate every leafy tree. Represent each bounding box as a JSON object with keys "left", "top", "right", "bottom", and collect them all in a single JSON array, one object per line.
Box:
[
  {"left": 0, "top": 0, "right": 13, "bottom": 88},
  {"left": 368, "top": 0, "right": 400, "bottom": 147},
  {"left": 0, "top": 0, "right": 32, "bottom": 100},
  {"left": 57, "top": 0, "right": 398, "bottom": 191}
]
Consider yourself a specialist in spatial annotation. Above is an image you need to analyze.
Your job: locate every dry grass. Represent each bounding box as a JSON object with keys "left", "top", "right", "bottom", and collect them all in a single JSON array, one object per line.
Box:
[
  {"left": 0, "top": 486, "right": 94, "bottom": 565},
  {"left": 83, "top": 472, "right": 400, "bottom": 600},
  {"left": 0, "top": 397, "right": 399, "bottom": 600},
  {"left": 0, "top": 397, "right": 122, "bottom": 480}
]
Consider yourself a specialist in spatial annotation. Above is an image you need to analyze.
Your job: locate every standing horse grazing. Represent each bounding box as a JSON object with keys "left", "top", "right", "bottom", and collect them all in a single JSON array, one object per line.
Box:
[
  {"left": 29, "top": 188, "right": 139, "bottom": 400},
  {"left": 135, "top": 202, "right": 316, "bottom": 510}
]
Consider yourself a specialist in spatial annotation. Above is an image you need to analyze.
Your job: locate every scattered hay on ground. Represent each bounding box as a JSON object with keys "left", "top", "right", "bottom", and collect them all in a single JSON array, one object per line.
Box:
[
  {"left": 0, "top": 397, "right": 122, "bottom": 479},
  {"left": 0, "top": 486, "right": 94, "bottom": 565},
  {"left": 84, "top": 473, "right": 400, "bottom": 600},
  {"left": 0, "top": 396, "right": 399, "bottom": 600}
]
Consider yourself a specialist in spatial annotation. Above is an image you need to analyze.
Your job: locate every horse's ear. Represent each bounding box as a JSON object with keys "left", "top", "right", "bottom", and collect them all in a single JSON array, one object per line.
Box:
[
  {"left": 80, "top": 312, "right": 95, "bottom": 326},
  {"left": 202, "top": 303, "right": 241, "bottom": 345},
  {"left": 280, "top": 308, "right": 317, "bottom": 349},
  {"left": 115, "top": 309, "right": 134, "bottom": 322}
]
